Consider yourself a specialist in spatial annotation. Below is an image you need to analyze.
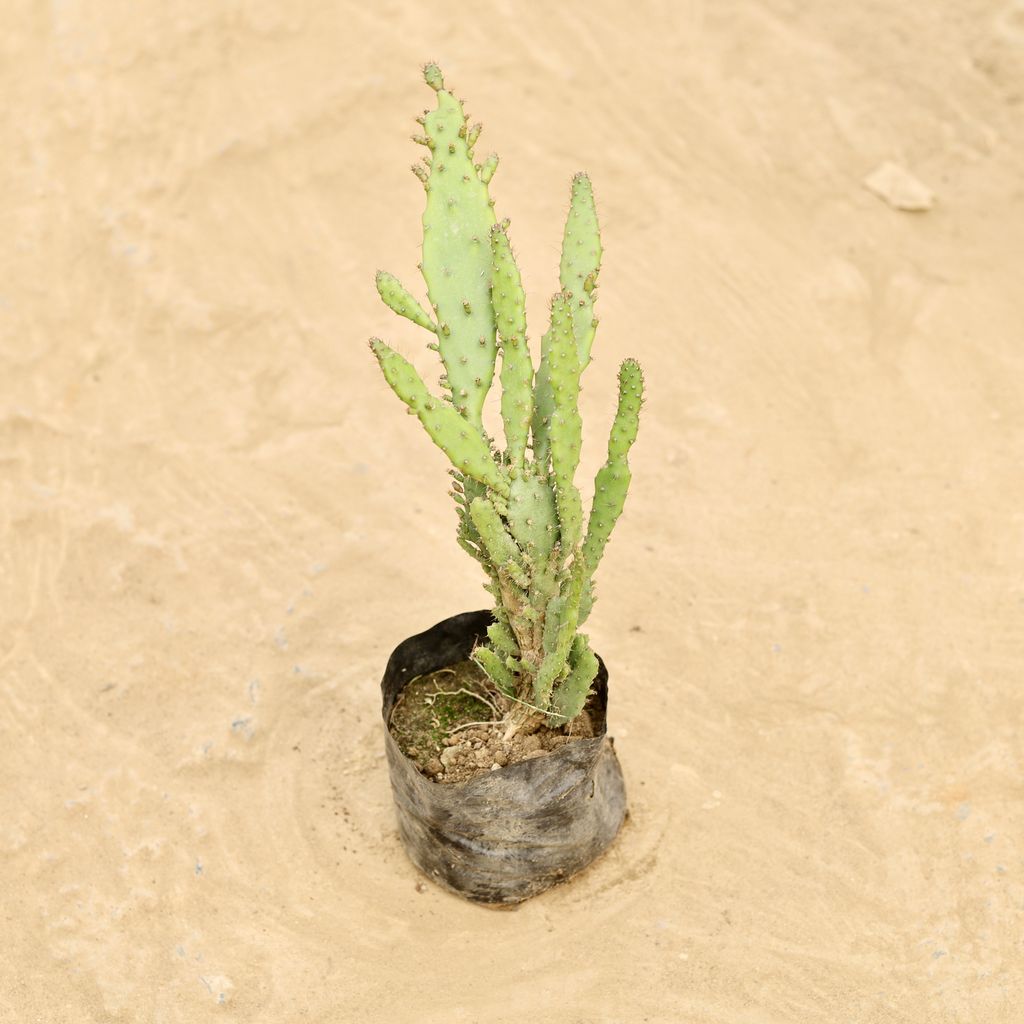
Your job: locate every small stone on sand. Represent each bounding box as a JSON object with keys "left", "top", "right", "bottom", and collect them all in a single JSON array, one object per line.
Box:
[{"left": 863, "top": 161, "right": 935, "bottom": 212}]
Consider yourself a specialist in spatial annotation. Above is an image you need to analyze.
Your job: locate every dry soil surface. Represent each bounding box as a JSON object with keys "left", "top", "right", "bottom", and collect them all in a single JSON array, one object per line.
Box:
[{"left": 2, "top": 2, "right": 1023, "bottom": 1022}]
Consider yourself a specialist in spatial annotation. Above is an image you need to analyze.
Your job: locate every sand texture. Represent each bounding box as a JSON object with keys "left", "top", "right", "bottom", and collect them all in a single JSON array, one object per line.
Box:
[{"left": 2, "top": 1, "right": 1023, "bottom": 1021}]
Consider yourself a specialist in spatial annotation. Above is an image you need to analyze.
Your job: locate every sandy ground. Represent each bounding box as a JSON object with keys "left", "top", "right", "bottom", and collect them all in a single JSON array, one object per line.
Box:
[{"left": 2, "top": 1, "right": 1023, "bottom": 1021}]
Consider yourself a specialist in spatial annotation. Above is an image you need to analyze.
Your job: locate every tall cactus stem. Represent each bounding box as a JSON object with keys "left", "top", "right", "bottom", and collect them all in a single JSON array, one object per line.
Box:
[
  {"left": 559, "top": 173, "right": 603, "bottom": 370},
  {"left": 490, "top": 222, "right": 533, "bottom": 474},
  {"left": 547, "top": 292, "right": 584, "bottom": 549}
]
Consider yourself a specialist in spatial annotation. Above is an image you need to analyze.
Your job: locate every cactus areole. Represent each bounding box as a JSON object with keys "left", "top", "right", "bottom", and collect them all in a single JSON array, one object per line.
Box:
[{"left": 372, "top": 64, "right": 643, "bottom": 749}]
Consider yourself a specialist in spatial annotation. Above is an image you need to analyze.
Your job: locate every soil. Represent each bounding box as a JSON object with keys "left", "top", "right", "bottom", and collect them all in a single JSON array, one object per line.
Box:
[{"left": 388, "top": 659, "right": 595, "bottom": 783}]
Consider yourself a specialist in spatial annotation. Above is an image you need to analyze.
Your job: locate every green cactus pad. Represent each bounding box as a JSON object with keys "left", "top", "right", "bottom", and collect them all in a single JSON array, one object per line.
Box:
[
  {"left": 423, "top": 63, "right": 444, "bottom": 92},
  {"left": 582, "top": 358, "right": 643, "bottom": 573},
  {"left": 559, "top": 173, "right": 602, "bottom": 369},
  {"left": 507, "top": 472, "right": 557, "bottom": 560},
  {"left": 370, "top": 338, "right": 509, "bottom": 497},
  {"left": 375, "top": 271, "right": 436, "bottom": 332},
  {"left": 419, "top": 79, "right": 498, "bottom": 424},
  {"left": 490, "top": 222, "right": 533, "bottom": 473}
]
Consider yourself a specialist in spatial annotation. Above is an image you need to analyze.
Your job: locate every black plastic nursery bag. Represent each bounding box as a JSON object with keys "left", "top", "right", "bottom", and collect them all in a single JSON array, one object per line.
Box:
[{"left": 381, "top": 609, "right": 627, "bottom": 904}]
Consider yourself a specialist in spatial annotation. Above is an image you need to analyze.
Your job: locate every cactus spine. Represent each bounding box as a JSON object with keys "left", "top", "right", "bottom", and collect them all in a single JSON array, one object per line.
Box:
[{"left": 372, "top": 64, "right": 643, "bottom": 737}]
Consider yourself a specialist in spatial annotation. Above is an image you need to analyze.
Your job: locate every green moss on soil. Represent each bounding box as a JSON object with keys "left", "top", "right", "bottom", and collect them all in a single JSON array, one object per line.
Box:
[{"left": 389, "top": 659, "right": 498, "bottom": 765}]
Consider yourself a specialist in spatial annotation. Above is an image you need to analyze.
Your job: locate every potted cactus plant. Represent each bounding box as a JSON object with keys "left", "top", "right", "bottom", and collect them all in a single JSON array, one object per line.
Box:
[{"left": 372, "top": 64, "right": 643, "bottom": 905}]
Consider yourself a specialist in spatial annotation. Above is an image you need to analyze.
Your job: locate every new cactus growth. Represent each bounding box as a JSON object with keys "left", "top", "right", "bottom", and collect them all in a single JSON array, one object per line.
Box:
[{"left": 371, "top": 64, "right": 643, "bottom": 739}]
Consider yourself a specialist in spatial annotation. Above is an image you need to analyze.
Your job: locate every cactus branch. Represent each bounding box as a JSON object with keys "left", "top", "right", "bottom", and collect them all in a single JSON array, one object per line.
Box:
[
  {"left": 376, "top": 271, "right": 437, "bottom": 332},
  {"left": 472, "top": 645, "right": 517, "bottom": 696},
  {"left": 550, "top": 633, "right": 598, "bottom": 725},
  {"left": 582, "top": 358, "right": 643, "bottom": 574},
  {"left": 559, "top": 173, "right": 603, "bottom": 370},
  {"left": 490, "top": 222, "right": 533, "bottom": 475},
  {"left": 468, "top": 496, "right": 529, "bottom": 588},
  {"left": 370, "top": 338, "right": 510, "bottom": 497},
  {"left": 487, "top": 620, "right": 520, "bottom": 658},
  {"left": 547, "top": 292, "right": 584, "bottom": 549}
]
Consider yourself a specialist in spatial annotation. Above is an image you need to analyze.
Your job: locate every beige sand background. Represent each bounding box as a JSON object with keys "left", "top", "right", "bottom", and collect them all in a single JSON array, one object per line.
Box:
[{"left": 2, "top": 1, "right": 1023, "bottom": 1021}]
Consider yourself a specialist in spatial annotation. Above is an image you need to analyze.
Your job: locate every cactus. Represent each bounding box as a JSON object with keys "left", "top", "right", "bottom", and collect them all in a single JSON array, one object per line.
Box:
[{"left": 371, "top": 64, "right": 643, "bottom": 737}]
